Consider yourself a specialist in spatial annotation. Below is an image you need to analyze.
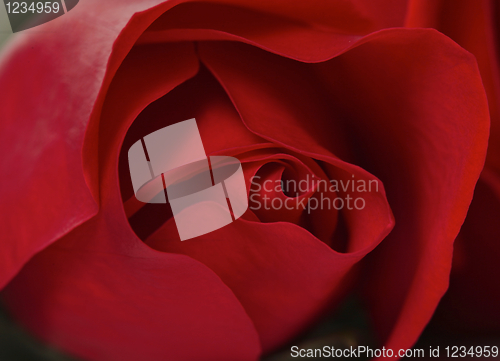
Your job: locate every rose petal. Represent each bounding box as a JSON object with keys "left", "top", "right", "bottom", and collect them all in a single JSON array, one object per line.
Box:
[
  {"left": 406, "top": 0, "right": 500, "bottom": 335},
  {"left": 204, "top": 0, "right": 407, "bottom": 32},
  {"left": 136, "top": 2, "right": 363, "bottom": 63},
  {"left": 134, "top": 0, "right": 408, "bottom": 63},
  {"left": 315, "top": 29, "right": 489, "bottom": 350},
  {"left": 195, "top": 0, "right": 408, "bottom": 33},
  {"left": 429, "top": 169, "right": 500, "bottom": 332},
  {"left": 0, "top": 0, "right": 195, "bottom": 289},
  {"left": 134, "top": 42, "right": 395, "bottom": 353},
  {"left": 406, "top": 0, "right": 500, "bottom": 173},
  {"left": 2, "top": 228, "right": 261, "bottom": 361},
  {"left": 148, "top": 217, "right": 392, "bottom": 353},
  {"left": 118, "top": 65, "right": 266, "bottom": 238},
  {"left": 197, "top": 29, "right": 489, "bottom": 352},
  {"left": 2, "top": 17, "right": 261, "bottom": 360}
]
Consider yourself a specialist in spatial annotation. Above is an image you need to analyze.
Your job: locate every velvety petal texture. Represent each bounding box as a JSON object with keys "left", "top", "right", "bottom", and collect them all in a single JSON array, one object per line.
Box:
[
  {"left": 197, "top": 30, "right": 488, "bottom": 351},
  {"left": 117, "top": 62, "right": 394, "bottom": 352},
  {"left": 327, "top": 29, "right": 489, "bottom": 349},
  {"left": 0, "top": 0, "right": 187, "bottom": 291},
  {"left": 0, "top": 0, "right": 490, "bottom": 360},
  {"left": 406, "top": 0, "right": 500, "bottom": 334},
  {"left": 3, "top": 34, "right": 262, "bottom": 361}
]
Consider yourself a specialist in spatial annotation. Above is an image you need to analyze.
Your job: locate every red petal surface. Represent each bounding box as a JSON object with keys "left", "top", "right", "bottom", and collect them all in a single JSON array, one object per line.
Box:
[
  {"left": 149, "top": 218, "right": 392, "bottom": 353},
  {"left": 0, "top": 0, "right": 490, "bottom": 359},
  {"left": 200, "top": 0, "right": 408, "bottom": 33},
  {"left": 432, "top": 170, "right": 500, "bottom": 332},
  {"left": 0, "top": 0, "right": 191, "bottom": 290},
  {"left": 2, "top": 25, "right": 261, "bottom": 361},
  {"left": 406, "top": 0, "right": 500, "bottom": 173},
  {"left": 316, "top": 29, "right": 489, "bottom": 351},
  {"left": 136, "top": 59, "right": 393, "bottom": 352},
  {"left": 406, "top": 0, "right": 500, "bottom": 333},
  {"left": 2, "top": 244, "right": 261, "bottom": 361},
  {"left": 198, "top": 29, "right": 489, "bottom": 353}
]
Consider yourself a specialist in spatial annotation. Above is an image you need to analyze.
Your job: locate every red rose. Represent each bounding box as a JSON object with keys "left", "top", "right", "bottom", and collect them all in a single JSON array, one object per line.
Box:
[
  {"left": 0, "top": 1, "right": 489, "bottom": 360},
  {"left": 406, "top": 0, "right": 500, "bottom": 335}
]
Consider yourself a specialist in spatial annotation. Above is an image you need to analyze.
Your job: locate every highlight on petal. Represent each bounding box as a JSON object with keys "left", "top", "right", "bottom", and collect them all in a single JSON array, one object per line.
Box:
[
  {"left": 0, "top": 0, "right": 216, "bottom": 290},
  {"left": 2, "top": 28, "right": 261, "bottom": 360}
]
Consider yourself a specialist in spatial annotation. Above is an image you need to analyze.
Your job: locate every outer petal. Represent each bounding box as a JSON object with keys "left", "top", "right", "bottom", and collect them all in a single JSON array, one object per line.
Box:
[
  {"left": 1, "top": 31, "right": 261, "bottom": 361},
  {"left": 0, "top": 0, "right": 192, "bottom": 290},
  {"left": 406, "top": 0, "right": 500, "bottom": 173},
  {"left": 2, "top": 242, "right": 261, "bottom": 361},
  {"left": 406, "top": 0, "right": 500, "bottom": 333},
  {"left": 198, "top": 29, "right": 489, "bottom": 354},
  {"left": 431, "top": 170, "right": 500, "bottom": 332},
  {"left": 317, "top": 30, "right": 488, "bottom": 353},
  {"left": 197, "top": 0, "right": 408, "bottom": 34}
]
